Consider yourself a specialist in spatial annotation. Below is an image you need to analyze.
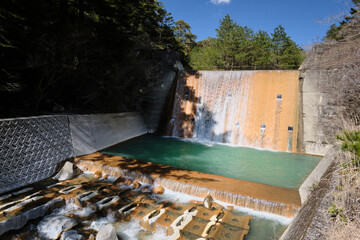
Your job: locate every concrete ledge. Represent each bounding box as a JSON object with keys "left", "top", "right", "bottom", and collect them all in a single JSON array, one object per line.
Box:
[
  {"left": 299, "top": 148, "right": 336, "bottom": 203},
  {"left": 69, "top": 112, "right": 147, "bottom": 156}
]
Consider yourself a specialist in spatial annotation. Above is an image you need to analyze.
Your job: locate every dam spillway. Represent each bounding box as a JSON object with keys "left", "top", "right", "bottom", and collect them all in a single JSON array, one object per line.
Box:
[{"left": 166, "top": 70, "right": 300, "bottom": 152}]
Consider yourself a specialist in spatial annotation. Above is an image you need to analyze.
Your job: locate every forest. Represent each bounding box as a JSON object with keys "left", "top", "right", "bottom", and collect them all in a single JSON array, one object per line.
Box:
[
  {"left": 0, "top": 0, "right": 304, "bottom": 118},
  {"left": 186, "top": 15, "right": 304, "bottom": 70}
]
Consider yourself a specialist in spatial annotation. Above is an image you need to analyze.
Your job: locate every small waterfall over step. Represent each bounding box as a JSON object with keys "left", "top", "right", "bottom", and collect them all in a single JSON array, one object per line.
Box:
[
  {"left": 166, "top": 70, "right": 299, "bottom": 152},
  {"left": 75, "top": 158, "right": 300, "bottom": 218}
]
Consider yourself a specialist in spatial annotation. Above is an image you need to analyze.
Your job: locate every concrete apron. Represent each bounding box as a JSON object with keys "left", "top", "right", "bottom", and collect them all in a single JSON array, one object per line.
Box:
[{"left": 0, "top": 173, "right": 251, "bottom": 239}]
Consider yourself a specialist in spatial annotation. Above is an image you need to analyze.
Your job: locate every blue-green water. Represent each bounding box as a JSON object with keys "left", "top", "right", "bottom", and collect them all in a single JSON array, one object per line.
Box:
[{"left": 103, "top": 134, "right": 321, "bottom": 189}]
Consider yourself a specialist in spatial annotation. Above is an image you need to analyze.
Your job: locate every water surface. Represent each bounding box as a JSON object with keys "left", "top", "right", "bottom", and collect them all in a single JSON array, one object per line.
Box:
[{"left": 103, "top": 134, "right": 321, "bottom": 189}]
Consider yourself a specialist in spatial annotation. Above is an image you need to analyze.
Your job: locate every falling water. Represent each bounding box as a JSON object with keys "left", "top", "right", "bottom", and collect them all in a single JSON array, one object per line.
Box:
[
  {"left": 167, "top": 70, "right": 300, "bottom": 152},
  {"left": 75, "top": 159, "right": 300, "bottom": 218}
]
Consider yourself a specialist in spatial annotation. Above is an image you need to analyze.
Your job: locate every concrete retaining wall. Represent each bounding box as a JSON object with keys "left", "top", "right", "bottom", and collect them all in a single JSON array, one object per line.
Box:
[
  {"left": 0, "top": 112, "right": 147, "bottom": 194},
  {"left": 69, "top": 112, "right": 147, "bottom": 156},
  {"left": 299, "top": 148, "right": 336, "bottom": 203},
  {"left": 297, "top": 70, "right": 336, "bottom": 155},
  {"left": 281, "top": 148, "right": 337, "bottom": 240}
]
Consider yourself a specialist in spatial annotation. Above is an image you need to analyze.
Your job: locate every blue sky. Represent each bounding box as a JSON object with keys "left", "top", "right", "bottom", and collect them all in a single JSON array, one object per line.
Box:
[{"left": 161, "top": 0, "right": 354, "bottom": 47}]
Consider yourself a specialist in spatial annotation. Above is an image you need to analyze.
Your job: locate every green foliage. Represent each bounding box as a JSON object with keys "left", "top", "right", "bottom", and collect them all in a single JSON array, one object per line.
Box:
[
  {"left": 328, "top": 202, "right": 345, "bottom": 220},
  {"left": 0, "top": 0, "right": 182, "bottom": 117},
  {"left": 173, "top": 20, "right": 197, "bottom": 56},
  {"left": 188, "top": 14, "right": 303, "bottom": 70},
  {"left": 336, "top": 130, "right": 360, "bottom": 167},
  {"left": 324, "top": 3, "right": 359, "bottom": 41},
  {"left": 325, "top": 24, "right": 341, "bottom": 41}
]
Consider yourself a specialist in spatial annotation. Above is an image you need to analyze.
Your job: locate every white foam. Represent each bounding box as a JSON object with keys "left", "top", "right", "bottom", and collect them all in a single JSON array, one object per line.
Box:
[
  {"left": 88, "top": 212, "right": 117, "bottom": 231},
  {"left": 159, "top": 188, "right": 291, "bottom": 225},
  {"left": 55, "top": 199, "right": 95, "bottom": 217},
  {"left": 115, "top": 219, "right": 168, "bottom": 240},
  {"left": 161, "top": 136, "right": 281, "bottom": 153}
]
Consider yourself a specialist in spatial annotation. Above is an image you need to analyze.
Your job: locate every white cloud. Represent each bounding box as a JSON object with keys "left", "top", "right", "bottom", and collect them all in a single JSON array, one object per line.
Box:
[{"left": 211, "top": 0, "right": 231, "bottom": 5}]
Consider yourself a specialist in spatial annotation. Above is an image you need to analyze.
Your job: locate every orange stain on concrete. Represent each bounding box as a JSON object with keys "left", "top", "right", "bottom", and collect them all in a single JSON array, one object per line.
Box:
[{"left": 167, "top": 70, "right": 299, "bottom": 152}]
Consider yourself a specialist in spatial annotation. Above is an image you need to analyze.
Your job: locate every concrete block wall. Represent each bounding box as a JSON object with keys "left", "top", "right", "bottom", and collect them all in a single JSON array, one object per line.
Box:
[{"left": 0, "top": 112, "right": 147, "bottom": 194}]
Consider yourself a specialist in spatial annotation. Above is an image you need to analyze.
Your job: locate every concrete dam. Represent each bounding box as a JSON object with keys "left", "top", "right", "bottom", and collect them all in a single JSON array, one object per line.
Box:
[{"left": 166, "top": 70, "right": 300, "bottom": 152}]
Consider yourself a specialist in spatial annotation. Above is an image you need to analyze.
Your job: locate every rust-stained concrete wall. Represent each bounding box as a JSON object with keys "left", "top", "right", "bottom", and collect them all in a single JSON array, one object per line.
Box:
[{"left": 167, "top": 70, "right": 300, "bottom": 152}]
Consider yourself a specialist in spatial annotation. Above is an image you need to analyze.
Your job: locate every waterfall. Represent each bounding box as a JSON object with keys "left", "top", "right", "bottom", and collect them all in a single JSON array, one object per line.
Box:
[{"left": 167, "top": 70, "right": 299, "bottom": 152}]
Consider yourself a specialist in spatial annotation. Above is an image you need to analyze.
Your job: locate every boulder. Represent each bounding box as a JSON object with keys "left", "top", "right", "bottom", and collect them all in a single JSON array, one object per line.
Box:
[
  {"left": 94, "top": 171, "right": 102, "bottom": 179},
  {"left": 153, "top": 185, "right": 165, "bottom": 195},
  {"left": 213, "top": 202, "right": 225, "bottom": 210},
  {"left": 126, "top": 179, "right": 133, "bottom": 186},
  {"left": 113, "top": 176, "right": 126, "bottom": 185},
  {"left": 37, "top": 214, "right": 77, "bottom": 239},
  {"left": 61, "top": 230, "right": 83, "bottom": 240},
  {"left": 96, "top": 224, "right": 118, "bottom": 240},
  {"left": 132, "top": 181, "right": 141, "bottom": 189},
  {"left": 203, "top": 195, "right": 213, "bottom": 209},
  {"left": 54, "top": 162, "right": 80, "bottom": 181}
]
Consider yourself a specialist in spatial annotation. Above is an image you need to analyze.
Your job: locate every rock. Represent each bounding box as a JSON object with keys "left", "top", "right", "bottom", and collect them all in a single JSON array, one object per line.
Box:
[
  {"left": 153, "top": 185, "right": 165, "bottom": 195},
  {"left": 96, "top": 224, "right": 118, "bottom": 240},
  {"left": 102, "top": 174, "right": 108, "bottom": 180},
  {"left": 141, "top": 186, "right": 151, "bottom": 192},
  {"left": 132, "top": 181, "right": 141, "bottom": 189},
  {"left": 37, "top": 214, "right": 77, "bottom": 239},
  {"left": 203, "top": 195, "right": 213, "bottom": 209},
  {"left": 73, "top": 197, "right": 84, "bottom": 208},
  {"left": 94, "top": 171, "right": 102, "bottom": 179},
  {"left": 213, "top": 202, "right": 225, "bottom": 210},
  {"left": 61, "top": 230, "right": 83, "bottom": 240},
  {"left": 227, "top": 206, "right": 234, "bottom": 211},
  {"left": 89, "top": 234, "right": 95, "bottom": 240},
  {"left": 113, "top": 177, "right": 126, "bottom": 185},
  {"left": 54, "top": 162, "right": 79, "bottom": 181},
  {"left": 126, "top": 179, "right": 133, "bottom": 186}
]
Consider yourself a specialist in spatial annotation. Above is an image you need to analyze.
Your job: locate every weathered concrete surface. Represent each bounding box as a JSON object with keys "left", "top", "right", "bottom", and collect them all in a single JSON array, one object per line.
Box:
[
  {"left": 280, "top": 162, "right": 338, "bottom": 240},
  {"left": 140, "top": 50, "right": 184, "bottom": 133},
  {"left": 0, "top": 173, "right": 251, "bottom": 239},
  {"left": 297, "top": 43, "right": 344, "bottom": 156},
  {"left": 297, "top": 70, "right": 337, "bottom": 155},
  {"left": 69, "top": 112, "right": 147, "bottom": 156},
  {"left": 0, "top": 197, "right": 64, "bottom": 236},
  {"left": 299, "top": 148, "right": 336, "bottom": 203}
]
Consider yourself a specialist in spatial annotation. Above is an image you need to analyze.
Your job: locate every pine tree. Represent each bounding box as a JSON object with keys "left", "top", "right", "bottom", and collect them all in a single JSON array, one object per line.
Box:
[
  {"left": 251, "top": 30, "right": 273, "bottom": 69},
  {"left": 173, "top": 20, "right": 197, "bottom": 56}
]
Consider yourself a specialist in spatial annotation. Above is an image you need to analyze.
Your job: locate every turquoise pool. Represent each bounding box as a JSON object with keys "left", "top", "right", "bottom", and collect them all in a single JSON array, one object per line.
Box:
[{"left": 103, "top": 134, "right": 321, "bottom": 189}]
